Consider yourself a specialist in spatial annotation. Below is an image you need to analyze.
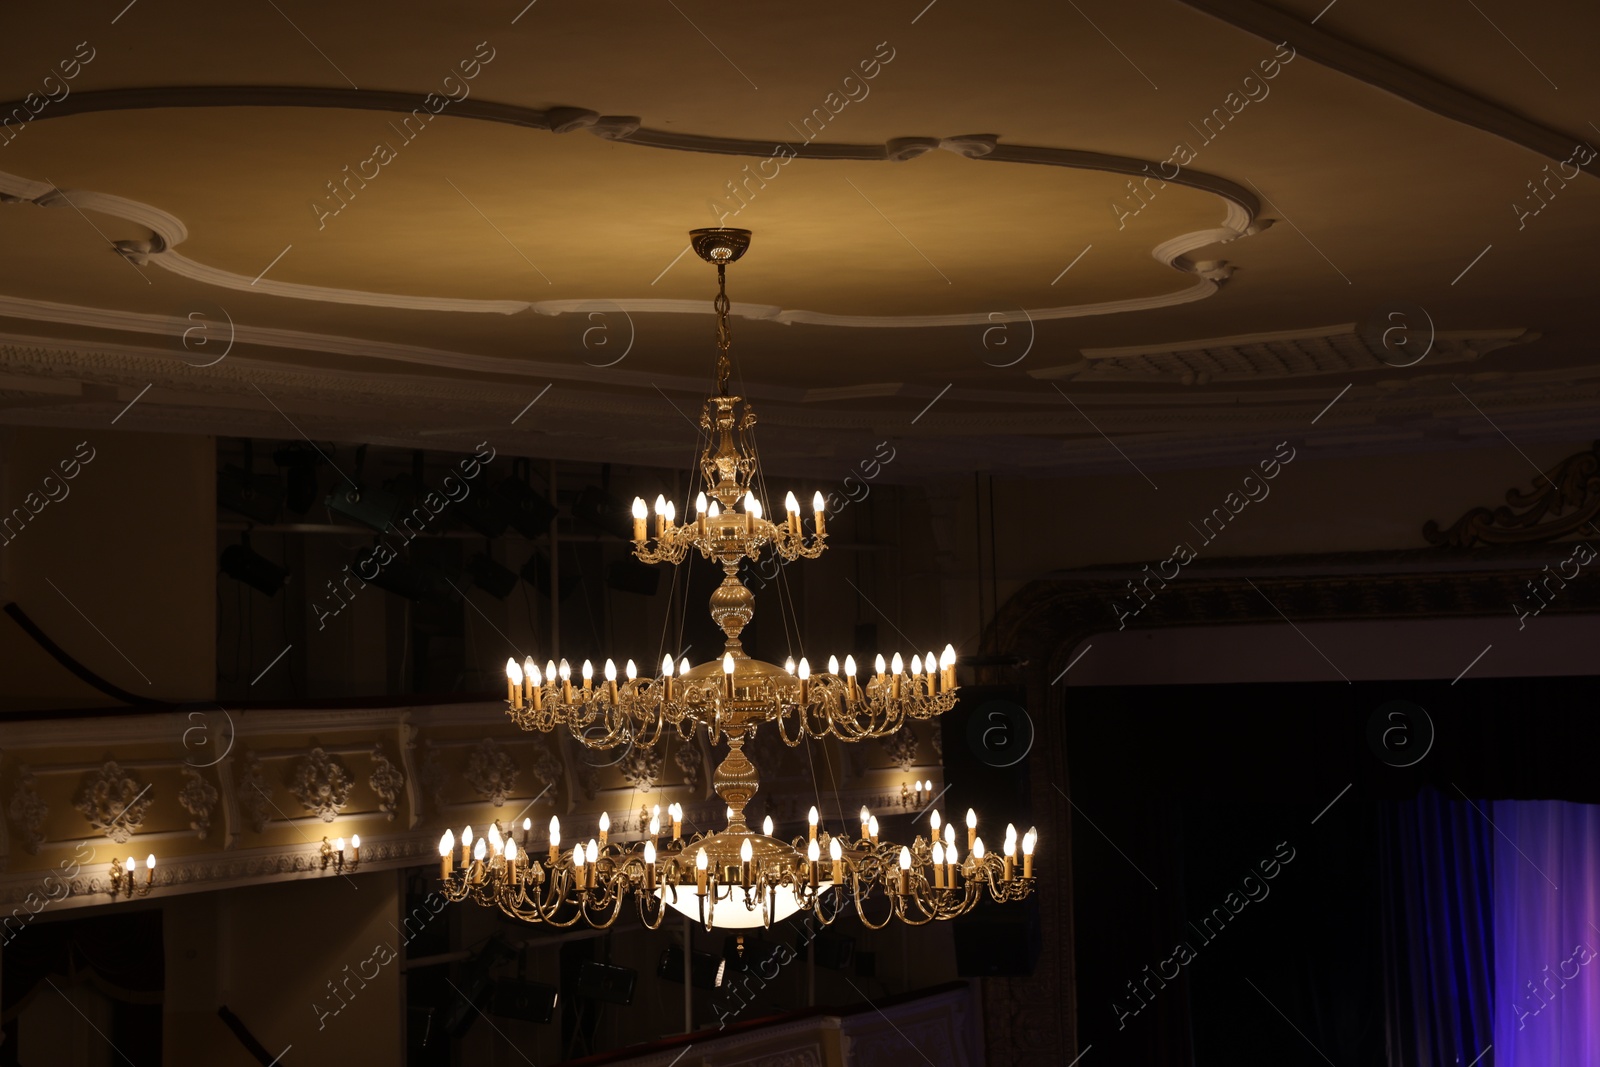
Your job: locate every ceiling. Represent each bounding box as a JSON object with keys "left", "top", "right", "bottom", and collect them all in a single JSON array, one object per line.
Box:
[{"left": 1, "top": 0, "right": 1597, "bottom": 479}]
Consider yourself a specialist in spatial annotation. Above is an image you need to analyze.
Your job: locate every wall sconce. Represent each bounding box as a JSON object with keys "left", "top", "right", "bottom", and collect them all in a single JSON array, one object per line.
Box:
[
  {"left": 900, "top": 779, "right": 934, "bottom": 810},
  {"left": 321, "top": 834, "right": 360, "bottom": 872},
  {"left": 109, "top": 854, "right": 155, "bottom": 898}
]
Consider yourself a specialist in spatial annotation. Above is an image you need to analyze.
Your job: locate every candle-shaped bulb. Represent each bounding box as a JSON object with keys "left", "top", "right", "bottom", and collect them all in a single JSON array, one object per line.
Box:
[
  {"left": 798, "top": 657, "right": 810, "bottom": 680},
  {"left": 558, "top": 659, "right": 571, "bottom": 681},
  {"left": 586, "top": 840, "right": 598, "bottom": 864},
  {"left": 931, "top": 810, "right": 942, "bottom": 833},
  {"left": 762, "top": 815, "right": 774, "bottom": 837},
  {"left": 808, "top": 839, "right": 820, "bottom": 862},
  {"left": 944, "top": 824, "right": 956, "bottom": 847},
  {"left": 709, "top": 499, "right": 720, "bottom": 517},
  {"left": 785, "top": 491, "right": 799, "bottom": 514},
  {"left": 740, "top": 838, "right": 753, "bottom": 863},
  {"left": 506, "top": 658, "right": 522, "bottom": 683},
  {"left": 581, "top": 659, "right": 593, "bottom": 682},
  {"left": 966, "top": 808, "right": 978, "bottom": 830},
  {"left": 1005, "top": 835, "right": 1017, "bottom": 858},
  {"left": 829, "top": 838, "right": 842, "bottom": 861},
  {"left": 808, "top": 805, "right": 819, "bottom": 829},
  {"left": 523, "top": 818, "right": 531, "bottom": 833},
  {"left": 948, "top": 839, "right": 960, "bottom": 864},
  {"left": 784, "top": 657, "right": 795, "bottom": 675},
  {"left": 669, "top": 803, "right": 682, "bottom": 823},
  {"left": 679, "top": 657, "right": 690, "bottom": 676},
  {"left": 644, "top": 840, "right": 657, "bottom": 863},
  {"left": 844, "top": 655, "right": 857, "bottom": 677},
  {"left": 504, "top": 837, "right": 517, "bottom": 861},
  {"left": 828, "top": 655, "right": 839, "bottom": 675},
  {"left": 573, "top": 845, "right": 585, "bottom": 868},
  {"left": 632, "top": 497, "right": 648, "bottom": 520},
  {"left": 933, "top": 841, "right": 945, "bottom": 865},
  {"left": 474, "top": 838, "right": 486, "bottom": 861},
  {"left": 891, "top": 652, "right": 904, "bottom": 675},
  {"left": 125, "top": 856, "right": 136, "bottom": 873},
  {"left": 351, "top": 834, "right": 360, "bottom": 850},
  {"left": 604, "top": 659, "right": 616, "bottom": 682},
  {"left": 529, "top": 662, "right": 542, "bottom": 686},
  {"left": 973, "top": 837, "right": 986, "bottom": 860},
  {"left": 812, "top": 490, "right": 825, "bottom": 513},
  {"left": 696, "top": 491, "right": 708, "bottom": 514},
  {"left": 599, "top": 811, "right": 610, "bottom": 833},
  {"left": 653, "top": 494, "right": 666, "bottom": 517},
  {"left": 649, "top": 815, "right": 660, "bottom": 836},
  {"left": 874, "top": 653, "right": 886, "bottom": 676},
  {"left": 723, "top": 653, "right": 735, "bottom": 675},
  {"left": 663, "top": 654, "right": 675, "bottom": 677},
  {"left": 146, "top": 853, "right": 156, "bottom": 870},
  {"left": 441, "top": 829, "right": 455, "bottom": 855},
  {"left": 859, "top": 805, "right": 870, "bottom": 827},
  {"left": 924, "top": 779, "right": 934, "bottom": 792},
  {"left": 487, "top": 825, "right": 501, "bottom": 853},
  {"left": 1023, "top": 828, "right": 1037, "bottom": 854},
  {"left": 941, "top": 644, "right": 956, "bottom": 669},
  {"left": 868, "top": 815, "right": 879, "bottom": 838},
  {"left": 549, "top": 816, "right": 560, "bottom": 848},
  {"left": 899, "top": 846, "right": 912, "bottom": 870},
  {"left": 665, "top": 501, "right": 676, "bottom": 524},
  {"left": 696, "top": 847, "right": 709, "bottom": 871},
  {"left": 462, "top": 825, "right": 473, "bottom": 846},
  {"left": 545, "top": 659, "right": 556, "bottom": 682},
  {"left": 626, "top": 659, "right": 637, "bottom": 681},
  {"left": 525, "top": 654, "right": 537, "bottom": 677}
]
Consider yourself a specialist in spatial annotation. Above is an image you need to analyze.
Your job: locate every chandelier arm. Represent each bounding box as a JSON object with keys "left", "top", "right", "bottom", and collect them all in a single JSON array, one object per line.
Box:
[{"left": 850, "top": 875, "right": 900, "bottom": 932}]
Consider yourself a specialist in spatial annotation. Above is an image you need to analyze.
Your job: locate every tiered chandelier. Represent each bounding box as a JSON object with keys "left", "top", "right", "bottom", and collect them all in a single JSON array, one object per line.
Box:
[{"left": 440, "top": 228, "right": 1036, "bottom": 930}]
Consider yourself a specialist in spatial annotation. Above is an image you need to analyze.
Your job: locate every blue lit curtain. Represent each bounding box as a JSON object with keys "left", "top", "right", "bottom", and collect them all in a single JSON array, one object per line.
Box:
[
  {"left": 1380, "top": 789, "right": 1494, "bottom": 1067},
  {"left": 1491, "top": 800, "right": 1600, "bottom": 1067}
]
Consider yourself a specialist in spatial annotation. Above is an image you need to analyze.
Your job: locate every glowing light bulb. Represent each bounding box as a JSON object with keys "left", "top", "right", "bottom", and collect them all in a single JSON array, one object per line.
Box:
[
  {"left": 505, "top": 838, "right": 517, "bottom": 860},
  {"left": 524, "top": 654, "right": 537, "bottom": 678},
  {"left": 1005, "top": 836, "right": 1017, "bottom": 858},
  {"left": 750, "top": 497, "right": 763, "bottom": 520},
  {"left": 899, "top": 846, "right": 912, "bottom": 870},
  {"left": 696, "top": 492, "right": 708, "bottom": 514},
  {"left": 487, "top": 826, "right": 501, "bottom": 852},
  {"left": 440, "top": 831, "right": 453, "bottom": 856},
  {"left": 812, "top": 490, "right": 825, "bottom": 512},
  {"left": 529, "top": 663, "right": 542, "bottom": 686},
  {"left": 586, "top": 840, "right": 598, "bottom": 863},
  {"left": 145, "top": 853, "right": 156, "bottom": 870},
  {"left": 696, "top": 848, "right": 709, "bottom": 871},
  {"left": 868, "top": 816, "right": 879, "bottom": 838},
  {"left": 967, "top": 808, "right": 978, "bottom": 830},
  {"left": 653, "top": 494, "right": 666, "bottom": 517},
  {"left": 581, "top": 659, "right": 593, "bottom": 682},
  {"left": 599, "top": 812, "right": 610, "bottom": 833},
  {"left": 649, "top": 815, "right": 660, "bottom": 836},
  {"left": 545, "top": 659, "right": 556, "bottom": 682},
  {"left": 891, "top": 652, "right": 904, "bottom": 675},
  {"left": 474, "top": 838, "right": 486, "bottom": 861},
  {"left": 506, "top": 658, "right": 521, "bottom": 683},
  {"left": 933, "top": 841, "right": 945, "bottom": 866},
  {"left": 829, "top": 838, "right": 842, "bottom": 861},
  {"left": 463, "top": 826, "right": 474, "bottom": 846},
  {"left": 944, "top": 824, "right": 955, "bottom": 848},
  {"left": 626, "top": 659, "right": 637, "bottom": 681},
  {"left": 845, "top": 655, "right": 857, "bottom": 677},
  {"left": 762, "top": 816, "right": 774, "bottom": 837},
  {"left": 125, "top": 857, "right": 135, "bottom": 873},
  {"left": 785, "top": 490, "right": 799, "bottom": 514},
  {"left": 925, "top": 779, "right": 934, "bottom": 792},
  {"left": 740, "top": 838, "right": 753, "bottom": 863},
  {"left": 828, "top": 655, "right": 839, "bottom": 675},
  {"left": 973, "top": 838, "right": 986, "bottom": 860},
  {"left": 809, "top": 806, "right": 819, "bottom": 828},
  {"left": 941, "top": 644, "right": 956, "bottom": 669},
  {"left": 663, "top": 654, "right": 674, "bottom": 677},
  {"left": 665, "top": 501, "right": 676, "bottom": 523},
  {"left": 798, "top": 657, "right": 810, "bottom": 680},
  {"left": 573, "top": 846, "right": 585, "bottom": 868},
  {"left": 709, "top": 499, "right": 721, "bottom": 518},
  {"left": 947, "top": 840, "right": 960, "bottom": 864},
  {"left": 784, "top": 657, "right": 796, "bottom": 675},
  {"left": 924, "top": 652, "right": 937, "bottom": 675},
  {"left": 558, "top": 659, "right": 571, "bottom": 681},
  {"left": 644, "top": 840, "right": 657, "bottom": 863},
  {"left": 860, "top": 806, "right": 870, "bottom": 826},
  {"left": 931, "top": 810, "right": 942, "bottom": 834},
  {"left": 1023, "top": 828, "right": 1037, "bottom": 855},
  {"left": 723, "top": 653, "right": 735, "bottom": 675},
  {"left": 523, "top": 818, "right": 531, "bottom": 833},
  {"left": 549, "top": 816, "right": 560, "bottom": 848},
  {"left": 808, "top": 839, "right": 820, "bottom": 862},
  {"left": 874, "top": 653, "right": 886, "bottom": 676},
  {"left": 604, "top": 659, "right": 616, "bottom": 682},
  {"left": 680, "top": 657, "right": 690, "bottom": 676},
  {"left": 351, "top": 834, "right": 360, "bottom": 851},
  {"left": 632, "top": 497, "right": 647, "bottom": 520}
]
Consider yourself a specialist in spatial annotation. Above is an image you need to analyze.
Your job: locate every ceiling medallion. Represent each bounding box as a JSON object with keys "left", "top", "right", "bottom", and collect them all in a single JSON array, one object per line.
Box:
[{"left": 440, "top": 229, "right": 1036, "bottom": 930}]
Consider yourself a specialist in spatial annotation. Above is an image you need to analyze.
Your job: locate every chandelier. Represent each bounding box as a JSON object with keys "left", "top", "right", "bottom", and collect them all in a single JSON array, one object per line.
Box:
[{"left": 440, "top": 228, "right": 1037, "bottom": 930}]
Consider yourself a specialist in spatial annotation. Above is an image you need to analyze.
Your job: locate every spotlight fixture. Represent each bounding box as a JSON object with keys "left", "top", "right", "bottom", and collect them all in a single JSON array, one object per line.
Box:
[
  {"left": 576, "top": 960, "right": 638, "bottom": 1005},
  {"left": 468, "top": 553, "right": 519, "bottom": 600},
  {"left": 220, "top": 535, "right": 289, "bottom": 596},
  {"left": 325, "top": 447, "right": 401, "bottom": 532},
  {"left": 490, "top": 978, "right": 559, "bottom": 1023},
  {"left": 657, "top": 944, "right": 726, "bottom": 990}
]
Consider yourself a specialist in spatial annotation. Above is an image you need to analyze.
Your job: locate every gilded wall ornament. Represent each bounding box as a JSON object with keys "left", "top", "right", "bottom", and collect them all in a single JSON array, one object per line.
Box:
[
  {"left": 464, "top": 738, "right": 518, "bottom": 807},
  {"left": 620, "top": 744, "right": 664, "bottom": 792},
  {"left": 368, "top": 745, "right": 406, "bottom": 821},
  {"left": 674, "top": 738, "right": 702, "bottom": 789},
  {"left": 238, "top": 751, "right": 271, "bottom": 834},
  {"left": 178, "top": 767, "right": 219, "bottom": 839},
  {"left": 75, "top": 761, "right": 152, "bottom": 843},
  {"left": 8, "top": 766, "right": 48, "bottom": 856},
  {"left": 880, "top": 723, "right": 919, "bottom": 771},
  {"left": 289, "top": 747, "right": 353, "bottom": 823}
]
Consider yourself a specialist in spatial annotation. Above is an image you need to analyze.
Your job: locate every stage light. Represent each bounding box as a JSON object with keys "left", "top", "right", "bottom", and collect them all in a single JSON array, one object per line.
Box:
[
  {"left": 657, "top": 944, "right": 726, "bottom": 990},
  {"left": 219, "top": 536, "right": 288, "bottom": 596},
  {"left": 576, "top": 960, "right": 637, "bottom": 1005},
  {"left": 325, "top": 445, "right": 401, "bottom": 532},
  {"left": 489, "top": 978, "right": 559, "bottom": 1023},
  {"left": 468, "top": 553, "right": 519, "bottom": 599}
]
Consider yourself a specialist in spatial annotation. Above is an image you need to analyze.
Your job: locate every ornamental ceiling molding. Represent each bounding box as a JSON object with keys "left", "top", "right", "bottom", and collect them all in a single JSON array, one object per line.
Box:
[
  {"left": 0, "top": 88, "right": 1267, "bottom": 325},
  {"left": 288, "top": 746, "right": 353, "bottom": 823},
  {"left": 74, "top": 761, "right": 152, "bottom": 843},
  {"left": 1425, "top": 440, "right": 1600, "bottom": 548},
  {"left": 1032, "top": 323, "right": 1540, "bottom": 385}
]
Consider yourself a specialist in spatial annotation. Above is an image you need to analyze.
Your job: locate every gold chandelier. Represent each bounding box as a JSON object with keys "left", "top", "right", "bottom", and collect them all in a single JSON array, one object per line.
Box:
[{"left": 441, "top": 227, "right": 1036, "bottom": 930}]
